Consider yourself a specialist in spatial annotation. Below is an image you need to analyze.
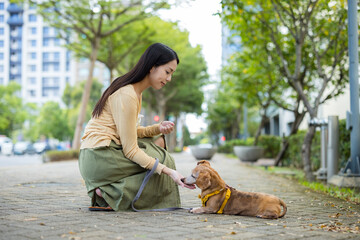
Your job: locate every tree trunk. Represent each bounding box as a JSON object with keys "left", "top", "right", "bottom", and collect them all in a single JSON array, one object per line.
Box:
[
  {"left": 156, "top": 90, "right": 166, "bottom": 121},
  {"left": 231, "top": 107, "right": 241, "bottom": 139},
  {"left": 302, "top": 125, "right": 316, "bottom": 181},
  {"left": 109, "top": 68, "right": 114, "bottom": 83},
  {"left": 72, "top": 38, "right": 100, "bottom": 150},
  {"left": 274, "top": 111, "right": 305, "bottom": 166},
  {"left": 254, "top": 114, "right": 267, "bottom": 146},
  {"left": 168, "top": 116, "right": 178, "bottom": 152}
]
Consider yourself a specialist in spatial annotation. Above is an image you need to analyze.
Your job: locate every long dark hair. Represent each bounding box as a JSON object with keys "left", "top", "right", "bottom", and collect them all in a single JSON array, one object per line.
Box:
[{"left": 92, "top": 43, "right": 180, "bottom": 118}]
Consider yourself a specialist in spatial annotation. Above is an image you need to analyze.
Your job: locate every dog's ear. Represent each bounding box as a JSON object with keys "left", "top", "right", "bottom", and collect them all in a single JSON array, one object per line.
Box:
[
  {"left": 197, "top": 160, "right": 211, "bottom": 166},
  {"left": 196, "top": 171, "right": 211, "bottom": 189}
]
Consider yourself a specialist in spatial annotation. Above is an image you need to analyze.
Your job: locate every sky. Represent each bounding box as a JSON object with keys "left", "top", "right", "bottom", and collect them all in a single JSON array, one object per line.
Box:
[{"left": 158, "top": 0, "right": 223, "bottom": 132}]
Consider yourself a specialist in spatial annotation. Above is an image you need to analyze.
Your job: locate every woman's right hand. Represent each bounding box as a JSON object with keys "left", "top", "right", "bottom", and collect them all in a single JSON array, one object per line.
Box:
[{"left": 162, "top": 167, "right": 196, "bottom": 189}]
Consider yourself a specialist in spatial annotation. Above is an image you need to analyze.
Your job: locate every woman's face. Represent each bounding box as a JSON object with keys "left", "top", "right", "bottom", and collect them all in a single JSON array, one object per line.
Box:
[{"left": 148, "top": 59, "right": 178, "bottom": 90}]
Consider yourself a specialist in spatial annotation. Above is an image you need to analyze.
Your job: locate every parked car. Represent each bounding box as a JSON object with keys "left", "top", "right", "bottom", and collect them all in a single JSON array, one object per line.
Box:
[
  {"left": 13, "top": 141, "right": 36, "bottom": 155},
  {"left": 33, "top": 142, "right": 52, "bottom": 154},
  {"left": 1, "top": 142, "right": 13, "bottom": 156},
  {"left": 0, "top": 135, "right": 12, "bottom": 154}
]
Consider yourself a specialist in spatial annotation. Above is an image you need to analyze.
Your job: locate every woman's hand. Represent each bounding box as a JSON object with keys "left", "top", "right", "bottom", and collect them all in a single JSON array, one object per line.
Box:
[
  {"left": 159, "top": 121, "right": 175, "bottom": 134},
  {"left": 162, "top": 167, "right": 196, "bottom": 189}
]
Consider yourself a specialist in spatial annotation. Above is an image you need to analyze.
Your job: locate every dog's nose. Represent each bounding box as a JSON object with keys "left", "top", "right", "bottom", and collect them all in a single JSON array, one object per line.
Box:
[{"left": 181, "top": 178, "right": 185, "bottom": 183}]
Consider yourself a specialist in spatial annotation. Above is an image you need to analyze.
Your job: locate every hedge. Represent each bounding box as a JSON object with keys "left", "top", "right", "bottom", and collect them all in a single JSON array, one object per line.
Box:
[
  {"left": 43, "top": 150, "right": 80, "bottom": 162},
  {"left": 218, "top": 119, "right": 350, "bottom": 171}
]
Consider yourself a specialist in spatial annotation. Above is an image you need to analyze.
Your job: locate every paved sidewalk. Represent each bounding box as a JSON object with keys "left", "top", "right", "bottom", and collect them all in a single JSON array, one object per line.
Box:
[{"left": 0, "top": 152, "right": 359, "bottom": 240}]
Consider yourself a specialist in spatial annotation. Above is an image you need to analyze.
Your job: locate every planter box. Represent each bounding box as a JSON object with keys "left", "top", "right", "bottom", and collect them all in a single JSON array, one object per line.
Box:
[
  {"left": 233, "top": 146, "right": 264, "bottom": 162},
  {"left": 190, "top": 145, "right": 217, "bottom": 160}
]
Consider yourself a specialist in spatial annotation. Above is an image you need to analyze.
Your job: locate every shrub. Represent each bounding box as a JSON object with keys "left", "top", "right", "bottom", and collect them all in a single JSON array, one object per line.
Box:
[
  {"left": 339, "top": 119, "right": 350, "bottom": 169},
  {"left": 257, "top": 135, "right": 282, "bottom": 158},
  {"left": 282, "top": 130, "right": 321, "bottom": 170},
  {"left": 218, "top": 138, "right": 254, "bottom": 153},
  {"left": 43, "top": 150, "right": 79, "bottom": 162}
]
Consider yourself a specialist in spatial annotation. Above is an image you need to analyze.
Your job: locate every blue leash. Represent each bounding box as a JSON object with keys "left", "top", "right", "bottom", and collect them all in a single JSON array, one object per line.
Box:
[{"left": 131, "top": 158, "right": 191, "bottom": 212}]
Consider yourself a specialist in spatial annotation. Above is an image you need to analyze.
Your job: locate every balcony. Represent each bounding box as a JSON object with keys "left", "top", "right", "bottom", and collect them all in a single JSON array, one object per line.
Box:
[
  {"left": 10, "top": 31, "right": 22, "bottom": 38},
  {"left": 7, "top": 17, "right": 23, "bottom": 26},
  {"left": 7, "top": 4, "right": 23, "bottom": 13}
]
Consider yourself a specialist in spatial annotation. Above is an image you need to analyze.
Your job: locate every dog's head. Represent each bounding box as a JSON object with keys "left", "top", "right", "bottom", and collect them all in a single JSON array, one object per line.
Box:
[{"left": 182, "top": 160, "right": 225, "bottom": 191}]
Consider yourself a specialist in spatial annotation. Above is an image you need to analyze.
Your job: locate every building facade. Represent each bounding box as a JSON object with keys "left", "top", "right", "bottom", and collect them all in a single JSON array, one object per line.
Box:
[
  {"left": 0, "top": 1, "right": 111, "bottom": 108},
  {"left": 0, "top": 1, "right": 77, "bottom": 106}
]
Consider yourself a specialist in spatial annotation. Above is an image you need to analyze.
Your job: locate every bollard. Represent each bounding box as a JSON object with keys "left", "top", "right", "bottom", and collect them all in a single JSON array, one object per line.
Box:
[
  {"left": 327, "top": 116, "right": 339, "bottom": 182},
  {"left": 309, "top": 118, "right": 328, "bottom": 180}
]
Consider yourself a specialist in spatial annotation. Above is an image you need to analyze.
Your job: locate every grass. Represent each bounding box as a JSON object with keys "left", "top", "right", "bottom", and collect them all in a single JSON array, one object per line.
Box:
[{"left": 260, "top": 166, "right": 360, "bottom": 204}]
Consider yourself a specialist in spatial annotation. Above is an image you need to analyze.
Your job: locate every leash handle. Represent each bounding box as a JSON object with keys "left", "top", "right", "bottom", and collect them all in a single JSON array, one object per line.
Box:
[{"left": 131, "top": 158, "right": 190, "bottom": 212}]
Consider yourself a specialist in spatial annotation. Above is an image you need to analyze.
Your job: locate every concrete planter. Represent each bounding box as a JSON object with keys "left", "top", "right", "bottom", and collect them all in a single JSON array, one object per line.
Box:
[
  {"left": 233, "top": 146, "right": 264, "bottom": 162},
  {"left": 190, "top": 145, "right": 217, "bottom": 160}
]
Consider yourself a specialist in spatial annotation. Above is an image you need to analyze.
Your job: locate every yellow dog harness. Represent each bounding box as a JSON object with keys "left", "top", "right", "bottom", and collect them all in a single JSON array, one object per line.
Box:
[{"left": 199, "top": 188, "right": 232, "bottom": 214}]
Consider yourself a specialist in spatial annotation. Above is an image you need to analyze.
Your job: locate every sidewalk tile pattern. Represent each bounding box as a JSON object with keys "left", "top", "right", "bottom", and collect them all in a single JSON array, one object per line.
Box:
[{"left": 0, "top": 152, "right": 359, "bottom": 239}]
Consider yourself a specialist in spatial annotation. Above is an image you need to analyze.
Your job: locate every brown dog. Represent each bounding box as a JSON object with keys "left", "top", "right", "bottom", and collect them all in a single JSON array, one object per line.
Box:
[{"left": 183, "top": 160, "right": 287, "bottom": 219}]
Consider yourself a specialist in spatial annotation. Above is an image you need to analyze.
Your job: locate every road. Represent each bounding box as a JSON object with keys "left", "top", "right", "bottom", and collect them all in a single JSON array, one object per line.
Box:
[{"left": 0, "top": 154, "right": 43, "bottom": 167}]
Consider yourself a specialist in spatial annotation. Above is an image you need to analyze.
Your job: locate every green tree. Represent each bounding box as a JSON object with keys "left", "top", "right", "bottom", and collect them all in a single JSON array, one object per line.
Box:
[
  {"left": 23, "top": 103, "right": 39, "bottom": 142},
  {"left": 221, "top": 0, "right": 348, "bottom": 180},
  {"left": 0, "top": 82, "right": 27, "bottom": 137},
  {"left": 139, "top": 17, "right": 208, "bottom": 151},
  {"left": 36, "top": 102, "right": 71, "bottom": 141},
  {"left": 62, "top": 79, "right": 103, "bottom": 139},
  {"left": 31, "top": 0, "right": 169, "bottom": 149}
]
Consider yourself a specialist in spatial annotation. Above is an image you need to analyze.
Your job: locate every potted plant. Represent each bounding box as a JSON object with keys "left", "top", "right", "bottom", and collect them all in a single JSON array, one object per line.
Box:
[
  {"left": 190, "top": 144, "right": 217, "bottom": 160},
  {"left": 233, "top": 145, "right": 264, "bottom": 162}
]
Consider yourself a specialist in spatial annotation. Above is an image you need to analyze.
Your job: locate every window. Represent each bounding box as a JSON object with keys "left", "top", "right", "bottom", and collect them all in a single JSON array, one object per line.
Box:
[
  {"left": 29, "top": 65, "right": 36, "bottom": 72},
  {"left": 54, "top": 38, "right": 60, "bottom": 46},
  {"left": 0, "top": 52, "right": 3, "bottom": 60},
  {"left": 54, "top": 77, "right": 59, "bottom": 85},
  {"left": 42, "top": 63, "right": 49, "bottom": 71},
  {"left": 43, "top": 38, "right": 49, "bottom": 47},
  {"left": 31, "top": 27, "right": 36, "bottom": 34},
  {"left": 0, "top": 15, "right": 4, "bottom": 23},
  {"left": 43, "top": 27, "right": 49, "bottom": 36},
  {"left": 54, "top": 63, "right": 60, "bottom": 71},
  {"left": 0, "top": 78, "right": 3, "bottom": 85},
  {"left": 28, "top": 90, "right": 36, "bottom": 97},
  {"left": 0, "top": 3, "right": 4, "bottom": 10},
  {"left": 0, "top": 65, "right": 3, "bottom": 72},
  {"left": 29, "top": 52, "right": 36, "bottom": 59},
  {"left": 0, "top": 40, "right": 3, "bottom": 47},
  {"left": 43, "top": 52, "right": 49, "bottom": 60},
  {"left": 54, "top": 52, "right": 60, "bottom": 61},
  {"left": 0, "top": 28, "right": 4, "bottom": 35},
  {"left": 28, "top": 77, "right": 36, "bottom": 85},
  {"left": 30, "top": 40, "right": 36, "bottom": 47},
  {"left": 28, "top": 14, "right": 37, "bottom": 22}
]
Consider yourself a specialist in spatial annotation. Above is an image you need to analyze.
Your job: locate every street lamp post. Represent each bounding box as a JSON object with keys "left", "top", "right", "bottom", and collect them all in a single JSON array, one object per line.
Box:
[
  {"left": 329, "top": 0, "right": 360, "bottom": 187},
  {"left": 342, "top": 0, "right": 360, "bottom": 176}
]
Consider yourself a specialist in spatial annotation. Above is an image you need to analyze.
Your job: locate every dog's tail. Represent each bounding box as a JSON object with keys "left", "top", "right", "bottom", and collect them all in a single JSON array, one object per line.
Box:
[{"left": 278, "top": 199, "right": 287, "bottom": 218}]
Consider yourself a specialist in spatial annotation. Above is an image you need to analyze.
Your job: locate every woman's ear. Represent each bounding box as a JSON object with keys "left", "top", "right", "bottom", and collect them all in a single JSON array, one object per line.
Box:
[{"left": 149, "top": 66, "right": 155, "bottom": 73}]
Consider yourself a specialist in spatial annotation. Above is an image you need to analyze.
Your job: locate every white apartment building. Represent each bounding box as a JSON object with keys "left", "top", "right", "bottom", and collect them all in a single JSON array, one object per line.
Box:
[
  {"left": 0, "top": 1, "right": 78, "bottom": 106},
  {"left": 0, "top": 1, "right": 110, "bottom": 108}
]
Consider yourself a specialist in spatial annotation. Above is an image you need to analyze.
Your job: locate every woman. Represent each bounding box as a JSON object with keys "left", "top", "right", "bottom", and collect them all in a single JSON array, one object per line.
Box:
[{"left": 79, "top": 43, "right": 195, "bottom": 211}]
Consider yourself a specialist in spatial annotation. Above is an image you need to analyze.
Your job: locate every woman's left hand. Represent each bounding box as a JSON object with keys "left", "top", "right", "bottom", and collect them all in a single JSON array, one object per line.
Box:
[{"left": 159, "top": 121, "right": 175, "bottom": 134}]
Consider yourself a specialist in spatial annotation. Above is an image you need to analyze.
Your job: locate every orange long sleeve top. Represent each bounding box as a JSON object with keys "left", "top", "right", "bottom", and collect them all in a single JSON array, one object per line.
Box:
[{"left": 80, "top": 84, "right": 165, "bottom": 174}]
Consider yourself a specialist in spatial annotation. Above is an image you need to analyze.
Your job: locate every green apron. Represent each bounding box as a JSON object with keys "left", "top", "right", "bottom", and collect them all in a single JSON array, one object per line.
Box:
[{"left": 78, "top": 136, "right": 181, "bottom": 211}]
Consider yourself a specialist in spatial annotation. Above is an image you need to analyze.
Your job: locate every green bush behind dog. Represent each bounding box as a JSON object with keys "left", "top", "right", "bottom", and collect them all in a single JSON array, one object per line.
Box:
[{"left": 218, "top": 119, "right": 350, "bottom": 171}]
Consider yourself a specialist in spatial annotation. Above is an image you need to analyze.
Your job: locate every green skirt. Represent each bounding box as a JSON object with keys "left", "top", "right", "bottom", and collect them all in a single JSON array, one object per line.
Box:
[{"left": 78, "top": 136, "right": 181, "bottom": 211}]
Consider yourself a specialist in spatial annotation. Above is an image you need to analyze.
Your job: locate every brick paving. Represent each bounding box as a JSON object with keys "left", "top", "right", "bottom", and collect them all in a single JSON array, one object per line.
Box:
[{"left": 0, "top": 152, "right": 359, "bottom": 240}]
